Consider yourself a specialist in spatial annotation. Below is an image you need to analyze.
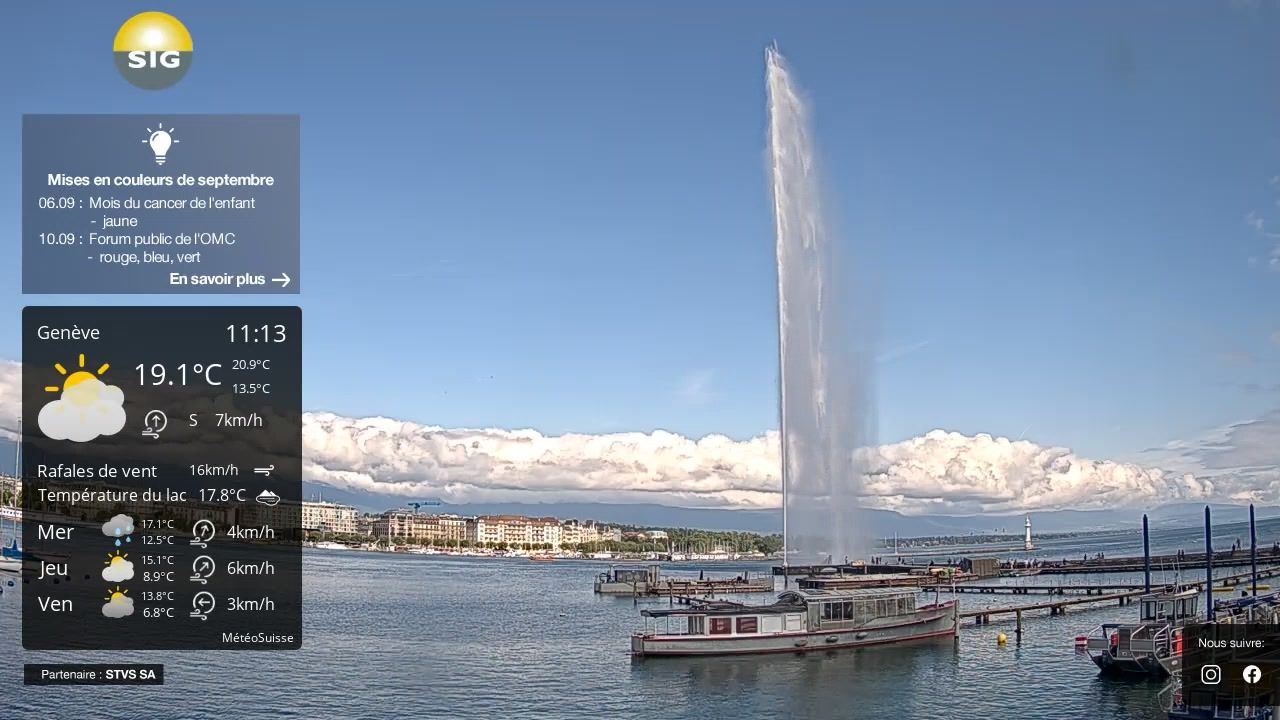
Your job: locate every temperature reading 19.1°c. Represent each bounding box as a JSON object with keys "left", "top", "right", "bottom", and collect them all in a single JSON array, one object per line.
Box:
[{"left": 136, "top": 363, "right": 222, "bottom": 386}]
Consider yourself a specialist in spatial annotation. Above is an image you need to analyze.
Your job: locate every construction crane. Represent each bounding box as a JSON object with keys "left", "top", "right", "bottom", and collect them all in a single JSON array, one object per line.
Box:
[{"left": 407, "top": 500, "right": 443, "bottom": 513}]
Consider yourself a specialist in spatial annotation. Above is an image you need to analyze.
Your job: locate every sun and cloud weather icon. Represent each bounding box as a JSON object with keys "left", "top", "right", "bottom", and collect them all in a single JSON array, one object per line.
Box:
[
  {"left": 102, "top": 514, "right": 135, "bottom": 547},
  {"left": 102, "top": 585, "right": 133, "bottom": 619},
  {"left": 102, "top": 551, "right": 134, "bottom": 583},
  {"left": 37, "top": 354, "right": 126, "bottom": 442}
]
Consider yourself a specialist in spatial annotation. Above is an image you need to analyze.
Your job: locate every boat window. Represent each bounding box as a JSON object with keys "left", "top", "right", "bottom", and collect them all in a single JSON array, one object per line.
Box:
[
  {"left": 689, "top": 616, "right": 705, "bottom": 635},
  {"left": 710, "top": 618, "right": 732, "bottom": 635},
  {"left": 854, "top": 600, "right": 874, "bottom": 623},
  {"left": 822, "top": 602, "right": 850, "bottom": 621},
  {"left": 1141, "top": 601, "right": 1156, "bottom": 621},
  {"left": 736, "top": 617, "right": 758, "bottom": 634}
]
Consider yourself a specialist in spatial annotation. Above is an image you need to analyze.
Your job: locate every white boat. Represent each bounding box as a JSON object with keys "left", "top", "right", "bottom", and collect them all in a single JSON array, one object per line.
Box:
[
  {"left": 0, "top": 557, "right": 20, "bottom": 575},
  {"left": 308, "top": 541, "right": 351, "bottom": 551},
  {"left": 631, "top": 587, "right": 958, "bottom": 657}
]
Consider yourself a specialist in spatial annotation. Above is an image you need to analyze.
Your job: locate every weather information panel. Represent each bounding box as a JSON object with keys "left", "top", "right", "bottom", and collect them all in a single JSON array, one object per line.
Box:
[
  {"left": 22, "top": 114, "right": 299, "bottom": 295},
  {"left": 19, "top": 306, "right": 302, "bottom": 650}
]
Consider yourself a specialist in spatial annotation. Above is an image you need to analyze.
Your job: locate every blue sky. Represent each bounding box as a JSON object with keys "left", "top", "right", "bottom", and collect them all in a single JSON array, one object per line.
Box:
[{"left": 2, "top": 0, "right": 1278, "bottom": 472}]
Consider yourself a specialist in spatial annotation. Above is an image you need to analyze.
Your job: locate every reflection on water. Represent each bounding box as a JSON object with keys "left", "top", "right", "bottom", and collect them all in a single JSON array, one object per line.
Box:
[{"left": 0, "top": 551, "right": 1196, "bottom": 719}]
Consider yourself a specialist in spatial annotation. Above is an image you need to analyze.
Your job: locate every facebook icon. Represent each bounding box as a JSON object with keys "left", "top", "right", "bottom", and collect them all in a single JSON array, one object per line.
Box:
[{"left": 1243, "top": 665, "right": 1263, "bottom": 685}]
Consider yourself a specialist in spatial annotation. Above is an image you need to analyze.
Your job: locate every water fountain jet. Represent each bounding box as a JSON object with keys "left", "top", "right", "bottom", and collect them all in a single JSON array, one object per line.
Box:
[{"left": 766, "top": 46, "right": 875, "bottom": 566}]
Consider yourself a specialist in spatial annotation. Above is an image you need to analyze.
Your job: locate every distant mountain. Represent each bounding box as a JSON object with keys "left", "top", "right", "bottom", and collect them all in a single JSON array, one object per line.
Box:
[
  {"left": 4, "top": 443, "right": 1271, "bottom": 538},
  {"left": 301, "top": 481, "right": 1279, "bottom": 538}
]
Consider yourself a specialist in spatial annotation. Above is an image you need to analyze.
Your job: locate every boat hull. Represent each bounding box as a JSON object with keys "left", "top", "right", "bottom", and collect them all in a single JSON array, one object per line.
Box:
[
  {"left": 1089, "top": 652, "right": 1170, "bottom": 677},
  {"left": 632, "top": 602, "right": 958, "bottom": 657}
]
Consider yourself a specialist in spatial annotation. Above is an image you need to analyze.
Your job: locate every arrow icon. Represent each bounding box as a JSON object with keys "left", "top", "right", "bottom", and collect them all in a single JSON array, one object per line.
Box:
[{"left": 272, "top": 272, "right": 291, "bottom": 288}]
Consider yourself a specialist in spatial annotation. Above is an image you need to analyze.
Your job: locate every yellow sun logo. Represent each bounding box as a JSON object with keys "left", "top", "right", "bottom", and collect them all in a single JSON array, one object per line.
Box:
[
  {"left": 44, "top": 354, "right": 109, "bottom": 393},
  {"left": 104, "top": 585, "right": 128, "bottom": 601}
]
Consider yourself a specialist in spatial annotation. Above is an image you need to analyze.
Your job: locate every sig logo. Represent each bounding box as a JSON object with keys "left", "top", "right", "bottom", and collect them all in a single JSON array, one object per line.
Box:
[{"left": 113, "top": 12, "right": 192, "bottom": 90}]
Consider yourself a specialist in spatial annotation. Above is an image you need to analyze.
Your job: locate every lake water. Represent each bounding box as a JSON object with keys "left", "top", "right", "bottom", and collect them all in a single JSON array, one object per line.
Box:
[{"left": 3, "top": 543, "right": 1262, "bottom": 720}]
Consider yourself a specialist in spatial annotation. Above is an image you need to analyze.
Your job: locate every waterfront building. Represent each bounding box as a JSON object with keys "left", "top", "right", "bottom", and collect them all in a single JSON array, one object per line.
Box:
[
  {"left": 372, "top": 510, "right": 422, "bottom": 539},
  {"left": 301, "top": 500, "right": 357, "bottom": 535},
  {"left": 367, "top": 509, "right": 620, "bottom": 548},
  {"left": 372, "top": 510, "right": 473, "bottom": 543},
  {"left": 470, "top": 515, "right": 562, "bottom": 547}
]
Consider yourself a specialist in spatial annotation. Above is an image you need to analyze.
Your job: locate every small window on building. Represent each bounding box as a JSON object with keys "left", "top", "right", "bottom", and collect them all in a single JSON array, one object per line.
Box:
[
  {"left": 736, "top": 617, "right": 758, "bottom": 634},
  {"left": 710, "top": 618, "right": 732, "bottom": 635}
]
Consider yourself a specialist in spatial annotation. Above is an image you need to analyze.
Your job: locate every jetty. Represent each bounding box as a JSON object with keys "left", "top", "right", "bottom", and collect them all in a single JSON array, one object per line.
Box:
[
  {"left": 594, "top": 564, "right": 773, "bottom": 597},
  {"left": 960, "top": 565, "right": 1280, "bottom": 628},
  {"left": 1020, "top": 548, "right": 1280, "bottom": 575},
  {"left": 774, "top": 549, "right": 1280, "bottom": 579}
]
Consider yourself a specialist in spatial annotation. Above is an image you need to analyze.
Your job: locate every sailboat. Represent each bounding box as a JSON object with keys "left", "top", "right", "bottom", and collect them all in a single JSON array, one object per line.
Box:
[{"left": 0, "top": 420, "right": 21, "bottom": 573}]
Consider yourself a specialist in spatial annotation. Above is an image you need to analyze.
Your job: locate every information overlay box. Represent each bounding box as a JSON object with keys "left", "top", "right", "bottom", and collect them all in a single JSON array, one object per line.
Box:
[
  {"left": 1181, "top": 623, "right": 1280, "bottom": 710},
  {"left": 22, "top": 114, "right": 299, "bottom": 294},
  {"left": 21, "top": 307, "right": 301, "bottom": 650}
]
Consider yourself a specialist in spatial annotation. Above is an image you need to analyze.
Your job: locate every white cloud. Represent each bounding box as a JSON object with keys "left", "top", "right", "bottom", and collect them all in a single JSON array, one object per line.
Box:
[
  {"left": 1, "top": 359, "right": 1274, "bottom": 515},
  {"left": 303, "top": 413, "right": 1225, "bottom": 515}
]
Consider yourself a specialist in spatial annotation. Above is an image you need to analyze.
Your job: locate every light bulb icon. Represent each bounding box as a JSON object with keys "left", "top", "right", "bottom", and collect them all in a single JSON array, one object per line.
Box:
[{"left": 142, "top": 122, "right": 179, "bottom": 165}]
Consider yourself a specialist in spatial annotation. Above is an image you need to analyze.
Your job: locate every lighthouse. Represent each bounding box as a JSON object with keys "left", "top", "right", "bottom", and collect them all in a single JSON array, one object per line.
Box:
[{"left": 1023, "top": 515, "right": 1034, "bottom": 551}]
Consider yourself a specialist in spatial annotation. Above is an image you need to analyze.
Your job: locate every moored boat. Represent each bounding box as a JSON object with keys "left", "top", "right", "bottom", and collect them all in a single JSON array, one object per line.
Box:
[
  {"left": 308, "top": 540, "right": 352, "bottom": 551},
  {"left": 1086, "top": 588, "right": 1280, "bottom": 678},
  {"left": 630, "top": 587, "right": 958, "bottom": 657},
  {"left": 1084, "top": 588, "right": 1200, "bottom": 677}
]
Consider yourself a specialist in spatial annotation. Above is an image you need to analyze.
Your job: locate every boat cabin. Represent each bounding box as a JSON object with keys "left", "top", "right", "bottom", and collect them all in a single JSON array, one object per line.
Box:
[
  {"left": 594, "top": 565, "right": 660, "bottom": 594},
  {"left": 793, "top": 588, "right": 919, "bottom": 630},
  {"left": 638, "top": 587, "right": 920, "bottom": 638},
  {"left": 1084, "top": 589, "right": 1204, "bottom": 677},
  {"left": 1137, "top": 588, "right": 1200, "bottom": 625}
]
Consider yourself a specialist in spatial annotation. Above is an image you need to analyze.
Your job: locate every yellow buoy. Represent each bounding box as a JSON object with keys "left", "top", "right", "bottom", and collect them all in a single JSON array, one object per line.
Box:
[{"left": 997, "top": 632, "right": 1007, "bottom": 645}]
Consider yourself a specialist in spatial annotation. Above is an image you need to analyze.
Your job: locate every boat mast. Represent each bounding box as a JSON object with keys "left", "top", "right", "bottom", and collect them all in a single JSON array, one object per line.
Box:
[
  {"left": 11, "top": 416, "right": 19, "bottom": 541},
  {"left": 767, "top": 45, "right": 790, "bottom": 572}
]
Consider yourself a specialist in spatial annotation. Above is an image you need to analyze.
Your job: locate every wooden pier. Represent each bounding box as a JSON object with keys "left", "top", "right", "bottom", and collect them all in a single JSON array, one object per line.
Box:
[
  {"left": 945, "top": 582, "right": 1170, "bottom": 595},
  {"left": 958, "top": 566, "right": 1280, "bottom": 628},
  {"left": 1029, "top": 549, "right": 1280, "bottom": 575},
  {"left": 636, "top": 577, "right": 774, "bottom": 597}
]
